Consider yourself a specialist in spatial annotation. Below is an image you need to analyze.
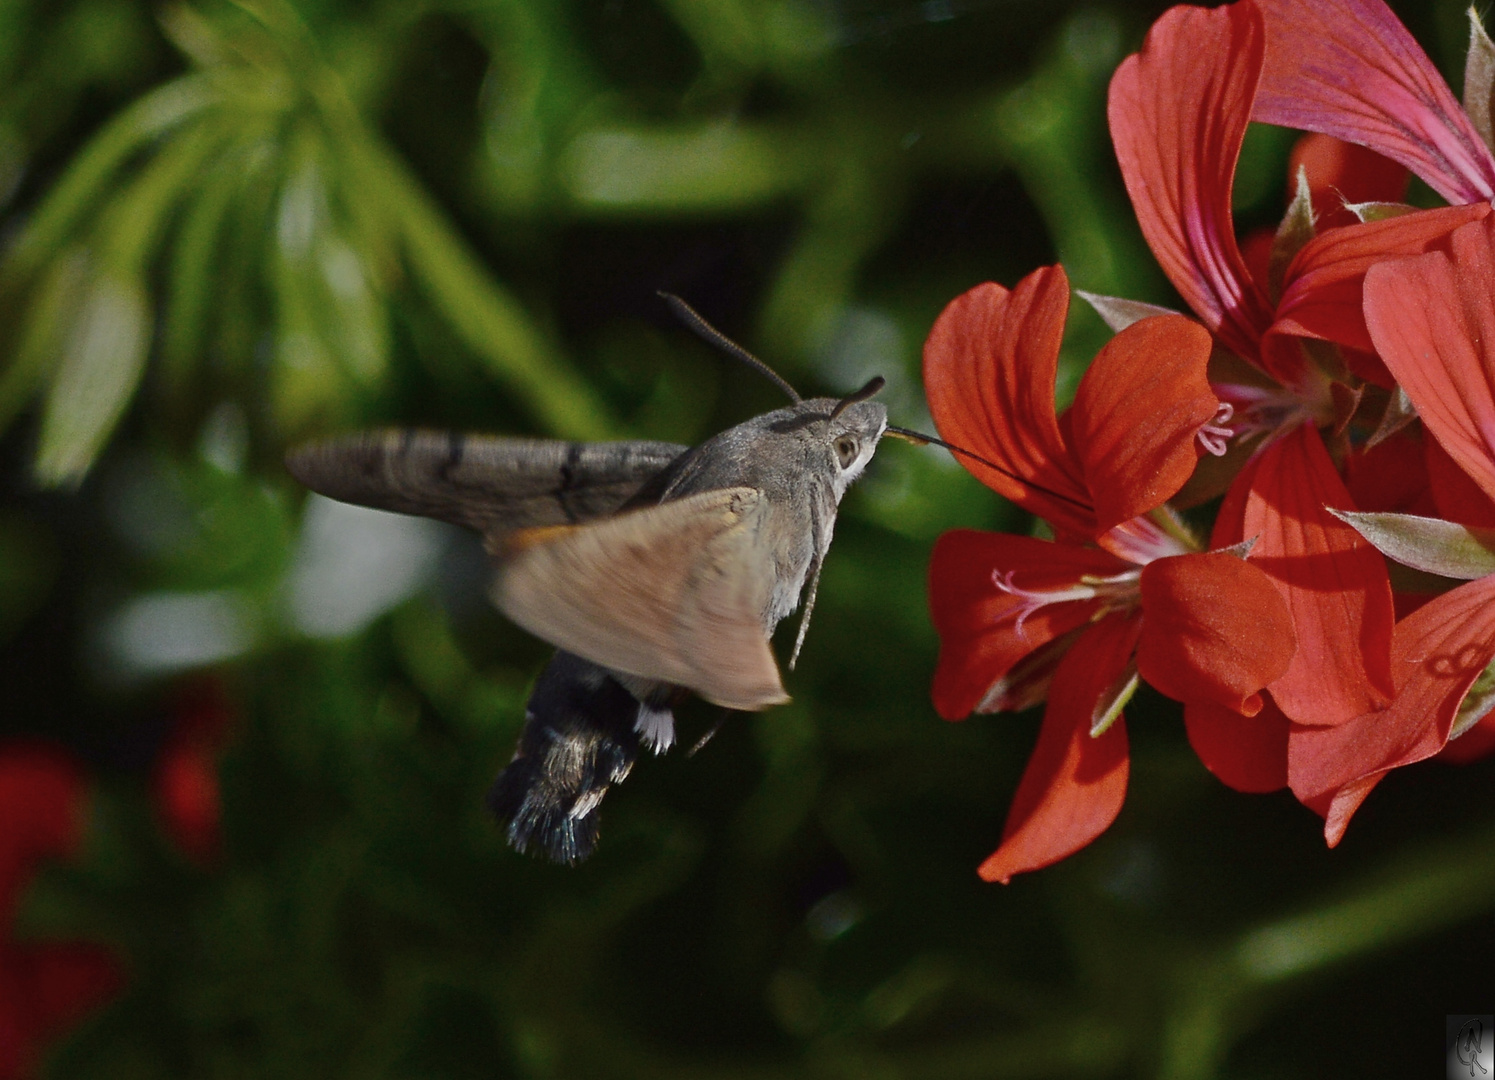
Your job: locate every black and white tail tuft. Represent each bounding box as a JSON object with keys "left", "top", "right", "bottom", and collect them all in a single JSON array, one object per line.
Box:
[{"left": 486, "top": 651, "right": 645, "bottom": 864}]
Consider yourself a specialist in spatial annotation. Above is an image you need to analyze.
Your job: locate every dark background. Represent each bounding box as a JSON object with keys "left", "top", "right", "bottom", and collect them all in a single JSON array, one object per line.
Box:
[{"left": 1, "top": 1, "right": 1491, "bottom": 1076}]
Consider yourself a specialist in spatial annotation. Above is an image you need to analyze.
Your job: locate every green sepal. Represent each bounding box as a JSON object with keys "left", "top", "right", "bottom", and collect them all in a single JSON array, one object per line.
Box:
[
  {"left": 1330, "top": 509, "right": 1495, "bottom": 580},
  {"left": 1464, "top": 7, "right": 1495, "bottom": 153}
]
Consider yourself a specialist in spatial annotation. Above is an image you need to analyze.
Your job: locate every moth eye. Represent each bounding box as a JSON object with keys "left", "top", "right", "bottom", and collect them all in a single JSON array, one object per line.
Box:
[{"left": 835, "top": 436, "right": 859, "bottom": 469}]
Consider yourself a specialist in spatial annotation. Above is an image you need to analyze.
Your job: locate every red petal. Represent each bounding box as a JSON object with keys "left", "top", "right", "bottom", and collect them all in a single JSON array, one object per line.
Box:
[
  {"left": 923, "top": 271, "right": 1094, "bottom": 535},
  {"left": 1185, "top": 696, "right": 1290, "bottom": 793},
  {"left": 1288, "top": 574, "right": 1495, "bottom": 843},
  {"left": 1208, "top": 448, "right": 1263, "bottom": 550},
  {"left": 1241, "top": 229, "right": 1274, "bottom": 295},
  {"left": 1426, "top": 433, "right": 1495, "bottom": 527},
  {"left": 1287, "top": 132, "right": 1408, "bottom": 231},
  {"left": 1242, "top": 424, "right": 1396, "bottom": 723},
  {"left": 1365, "top": 213, "right": 1495, "bottom": 503},
  {"left": 976, "top": 614, "right": 1138, "bottom": 884},
  {"left": 1344, "top": 431, "right": 1433, "bottom": 516},
  {"left": 1068, "top": 315, "right": 1217, "bottom": 533},
  {"left": 1136, "top": 552, "right": 1296, "bottom": 714},
  {"left": 1267, "top": 203, "right": 1490, "bottom": 380},
  {"left": 929, "top": 530, "right": 1128, "bottom": 719},
  {"left": 1109, "top": 2, "right": 1274, "bottom": 367},
  {"left": 1253, "top": 0, "right": 1495, "bottom": 205}
]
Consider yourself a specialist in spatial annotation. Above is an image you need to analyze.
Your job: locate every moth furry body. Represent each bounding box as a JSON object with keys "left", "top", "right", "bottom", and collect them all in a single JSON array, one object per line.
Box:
[{"left": 287, "top": 397, "right": 887, "bottom": 863}]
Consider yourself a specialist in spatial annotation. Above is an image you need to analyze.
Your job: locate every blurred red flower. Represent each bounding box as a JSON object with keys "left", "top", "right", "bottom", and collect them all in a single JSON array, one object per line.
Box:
[
  {"left": 0, "top": 745, "right": 121, "bottom": 1080},
  {"left": 152, "top": 677, "right": 234, "bottom": 864}
]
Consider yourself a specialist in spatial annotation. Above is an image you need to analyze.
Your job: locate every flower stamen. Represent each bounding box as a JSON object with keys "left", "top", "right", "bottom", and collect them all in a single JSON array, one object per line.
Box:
[
  {"left": 1197, "top": 401, "right": 1234, "bottom": 456},
  {"left": 993, "top": 567, "right": 1143, "bottom": 638}
]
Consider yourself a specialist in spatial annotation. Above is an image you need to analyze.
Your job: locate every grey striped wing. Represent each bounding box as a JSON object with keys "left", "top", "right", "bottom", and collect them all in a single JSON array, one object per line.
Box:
[{"left": 285, "top": 431, "right": 688, "bottom": 535}]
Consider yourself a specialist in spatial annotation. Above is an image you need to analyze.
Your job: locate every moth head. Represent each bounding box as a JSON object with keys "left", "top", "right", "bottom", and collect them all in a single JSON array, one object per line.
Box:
[{"left": 825, "top": 377, "right": 889, "bottom": 495}]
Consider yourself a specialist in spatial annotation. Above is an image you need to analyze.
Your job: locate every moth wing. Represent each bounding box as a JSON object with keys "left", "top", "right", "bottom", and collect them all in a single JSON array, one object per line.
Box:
[
  {"left": 285, "top": 431, "right": 688, "bottom": 534},
  {"left": 492, "top": 487, "right": 788, "bottom": 710}
]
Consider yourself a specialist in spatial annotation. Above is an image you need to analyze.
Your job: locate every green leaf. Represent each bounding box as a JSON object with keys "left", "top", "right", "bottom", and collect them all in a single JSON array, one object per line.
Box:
[
  {"left": 34, "top": 272, "right": 150, "bottom": 486},
  {"left": 0, "top": 249, "right": 88, "bottom": 435},
  {"left": 1329, "top": 509, "right": 1495, "bottom": 580},
  {"left": 268, "top": 125, "right": 354, "bottom": 432},
  {"left": 758, "top": 164, "right": 892, "bottom": 362},
  {"left": 356, "top": 134, "right": 615, "bottom": 438},
  {"left": 31, "top": 116, "right": 229, "bottom": 482},
  {"left": 1, "top": 76, "right": 216, "bottom": 283},
  {"left": 316, "top": 232, "right": 390, "bottom": 390},
  {"left": 558, "top": 121, "right": 808, "bottom": 213},
  {"left": 160, "top": 137, "right": 255, "bottom": 405}
]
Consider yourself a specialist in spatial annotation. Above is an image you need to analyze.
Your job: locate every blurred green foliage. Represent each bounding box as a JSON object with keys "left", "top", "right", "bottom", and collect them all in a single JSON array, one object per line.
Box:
[{"left": 2, "top": 1, "right": 1492, "bottom": 1078}]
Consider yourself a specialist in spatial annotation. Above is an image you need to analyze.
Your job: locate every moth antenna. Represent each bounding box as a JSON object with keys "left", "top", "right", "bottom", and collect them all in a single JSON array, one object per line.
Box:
[
  {"left": 830, "top": 376, "right": 886, "bottom": 419},
  {"left": 884, "top": 425, "right": 1094, "bottom": 513},
  {"left": 658, "top": 292, "right": 801, "bottom": 404},
  {"left": 788, "top": 556, "right": 822, "bottom": 671}
]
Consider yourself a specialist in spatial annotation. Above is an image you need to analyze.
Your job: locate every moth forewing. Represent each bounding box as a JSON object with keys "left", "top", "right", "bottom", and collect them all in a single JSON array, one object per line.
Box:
[
  {"left": 491, "top": 487, "right": 789, "bottom": 710},
  {"left": 285, "top": 431, "right": 689, "bottom": 536}
]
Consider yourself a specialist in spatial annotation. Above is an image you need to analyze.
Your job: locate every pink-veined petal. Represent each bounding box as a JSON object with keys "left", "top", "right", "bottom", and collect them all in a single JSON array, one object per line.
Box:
[
  {"left": 1253, "top": 0, "right": 1495, "bottom": 205},
  {"left": 1185, "top": 696, "right": 1290, "bottom": 793},
  {"left": 1288, "top": 573, "right": 1495, "bottom": 844},
  {"left": 923, "top": 270, "right": 1094, "bottom": 535},
  {"left": 929, "top": 530, "right": 1129, "bottom": 720},
  {"left": 1136, "top": 551, "right": 1296, "bottom": 715},
  {"left": 1068, "top": 315, "right": 1218, "bottom": 533},
  {"left": 1241, "top": 424, "right": 1396, "bottom": 723},
  {"left": 1109, "top": 1, "right": 1275, "bottom": 366},
  {"left": 1365, "top": 213, "right": 1495, "bottom": 503},
  {"left": 977, "top": 613, "right": 1139, "bottom": 884}
]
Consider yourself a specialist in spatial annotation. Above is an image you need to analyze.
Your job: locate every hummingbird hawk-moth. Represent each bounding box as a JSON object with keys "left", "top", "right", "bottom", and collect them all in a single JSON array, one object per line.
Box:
[{"left": 286, "top": 295, "right": 950, "bottom": 863}]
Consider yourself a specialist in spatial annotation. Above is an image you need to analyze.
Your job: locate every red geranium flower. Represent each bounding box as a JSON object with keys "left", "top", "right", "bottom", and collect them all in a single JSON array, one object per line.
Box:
[
  {"left": 925, "top": 265, "right": 1295, "bottom": 882},
  {"left": 1282, "top": 212, "right": 1495, "bottom": 840},
  {"left": 0, "top": 744, "right": 122, "bottom": 1080},
  {"left": 1104, "top": 0, "right": 1490, "bottom": 786}
]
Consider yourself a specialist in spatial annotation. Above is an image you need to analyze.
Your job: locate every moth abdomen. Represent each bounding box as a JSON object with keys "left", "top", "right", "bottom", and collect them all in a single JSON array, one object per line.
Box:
[{"left": 486, "top": 651, "right": 646, "bottom": 864}]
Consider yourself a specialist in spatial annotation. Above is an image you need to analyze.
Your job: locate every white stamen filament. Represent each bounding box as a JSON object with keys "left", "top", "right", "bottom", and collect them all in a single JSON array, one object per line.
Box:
[
  {"left": 993, "top": 567, "right": 1143, "bottom": 638},
  {"left": 1197, "top": 401, "right": 1234, "bottom": 457}
]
